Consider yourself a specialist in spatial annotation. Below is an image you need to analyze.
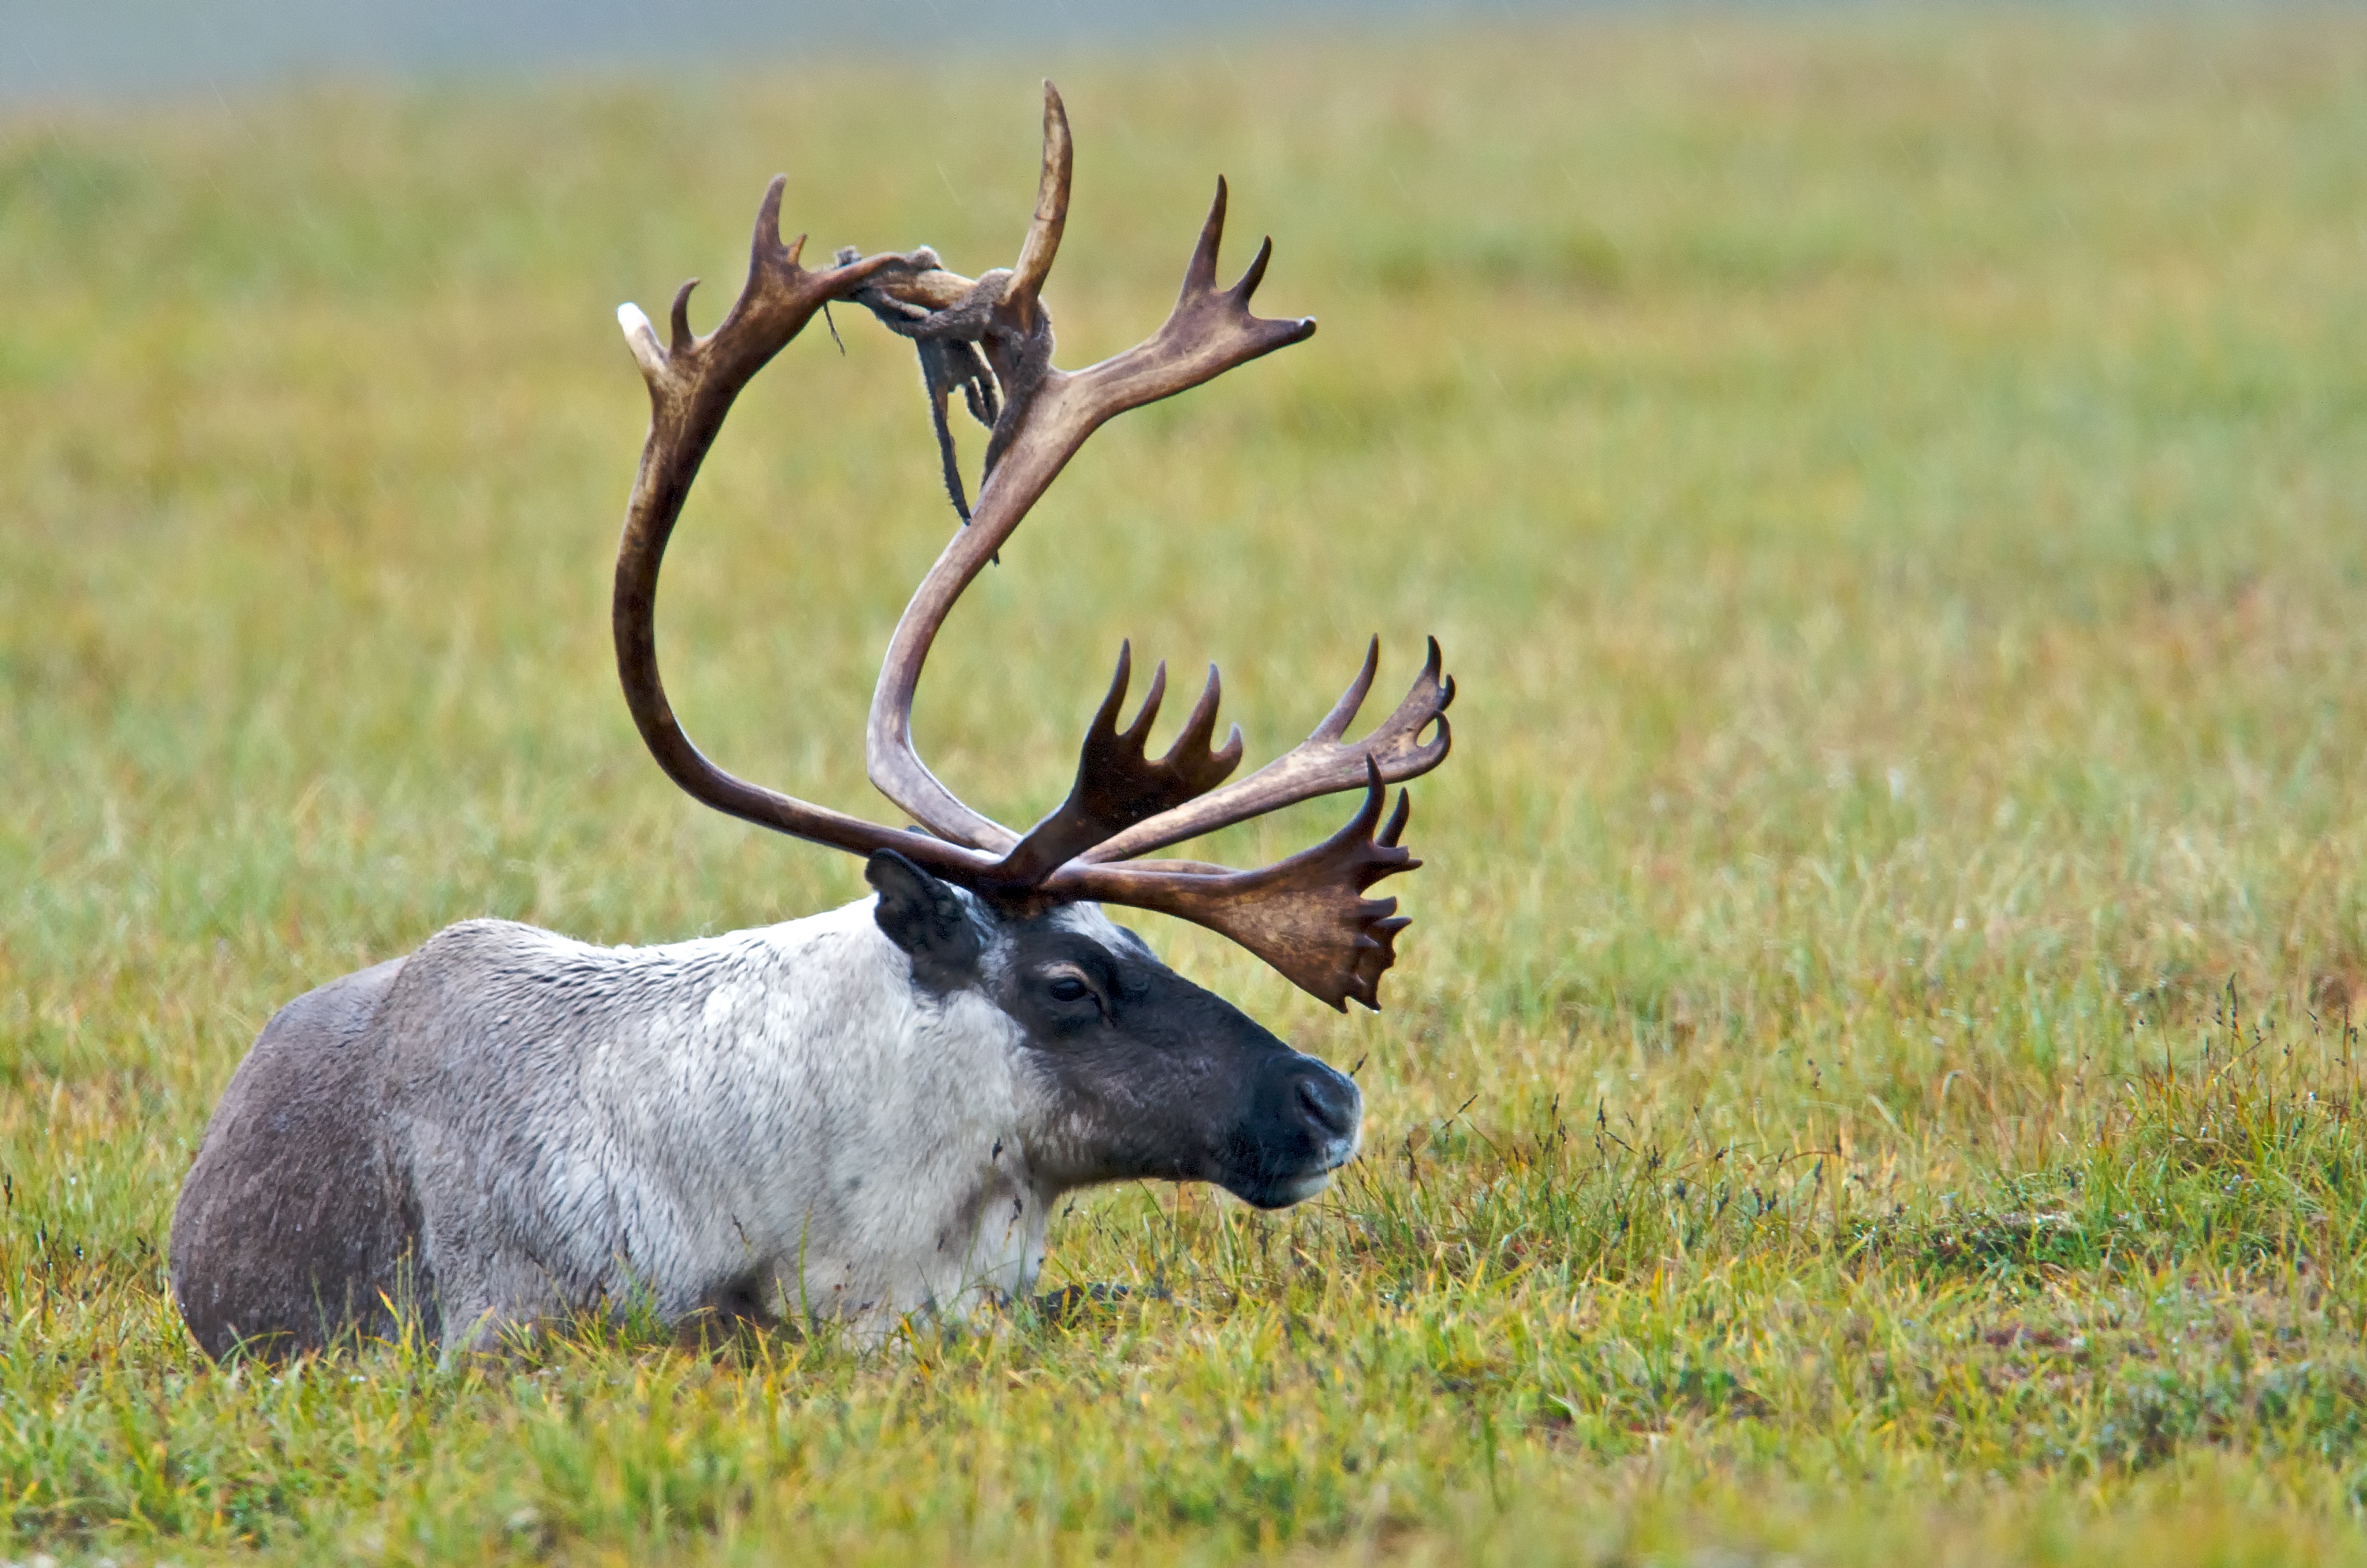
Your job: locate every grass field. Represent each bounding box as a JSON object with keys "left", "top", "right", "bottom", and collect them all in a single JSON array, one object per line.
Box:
[{"left": 6, "top": 8, "right": 2367, "bottom": 1563}]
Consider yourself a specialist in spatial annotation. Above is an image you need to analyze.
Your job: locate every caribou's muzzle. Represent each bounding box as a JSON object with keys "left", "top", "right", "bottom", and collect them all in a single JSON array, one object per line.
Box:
[{"left": 1223, "top": 1053, "right": 1363, "bottom": 1209}]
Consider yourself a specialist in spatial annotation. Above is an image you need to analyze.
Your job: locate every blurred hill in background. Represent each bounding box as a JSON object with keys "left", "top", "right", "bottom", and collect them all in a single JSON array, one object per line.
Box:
[{"left": 2, "top": 0, "right": 1575, "bottom": 107}]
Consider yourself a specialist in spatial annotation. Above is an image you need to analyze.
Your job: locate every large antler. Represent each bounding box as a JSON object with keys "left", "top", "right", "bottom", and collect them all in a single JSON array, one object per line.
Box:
[
  {"left": 613, "top": 83, "right": 1455, "bottom": 1009},
  {"left": 613, "top": 181, "right": 1004, "bottom": 888}
]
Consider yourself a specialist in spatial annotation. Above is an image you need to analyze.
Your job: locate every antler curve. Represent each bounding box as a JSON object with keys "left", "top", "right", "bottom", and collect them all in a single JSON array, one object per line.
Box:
[
  {"left": 613, "top": 181, "right": 1003, "bottom": 886},
  {"left": 612, "top": 83, "right": 1454, "bottom": 1009}
]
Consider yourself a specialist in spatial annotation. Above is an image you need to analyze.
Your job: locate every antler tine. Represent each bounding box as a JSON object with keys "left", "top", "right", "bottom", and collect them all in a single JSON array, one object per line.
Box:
[
  {"left": 1102, "top": 177, "right": 1313, "bottom": 410},
  {"left": 1075, "top": 636, "right": 1453, "bottom": 864},
  {"left": 613, "top": 176, "right": 999, "bottom": 882},
  {"left": 1127, "top": 658, "right": 1168, "bottom": 745},
  {"left": 1184, "top": 178, "right": 1228, "bottom": 293},
  {"left": 1309, "top": 636, "right": 1382, "bottom": 743},
  {"left": 1170, "top": 663, "right": 1237, "bottom": 768},
  {"left": 1004, "top": 81, "right": 1072, "bottom": 335}
]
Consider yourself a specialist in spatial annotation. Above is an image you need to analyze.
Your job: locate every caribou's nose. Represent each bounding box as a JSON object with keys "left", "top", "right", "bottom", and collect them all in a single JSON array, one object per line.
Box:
[
  {"left": 1230, "top": 1054, "right": 1366, "bottom": 1208},
  {"left": 1289, "top": 1061, "right": 1360, "bottom": 1142}
]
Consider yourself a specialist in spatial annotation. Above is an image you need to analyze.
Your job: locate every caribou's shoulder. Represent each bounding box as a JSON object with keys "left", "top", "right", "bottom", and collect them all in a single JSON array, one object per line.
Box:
[{"left": 252, "top": 953, "right": 410, "bottom": 1054}]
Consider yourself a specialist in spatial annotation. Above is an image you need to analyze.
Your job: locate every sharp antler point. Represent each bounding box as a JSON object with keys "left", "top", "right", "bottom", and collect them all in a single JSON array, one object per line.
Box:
[
  {"left": 755, "top": 176, "right": 788, "bottom": 249},
  {"left": 617, "top": 302, "right": 666, "bottom": 376}
]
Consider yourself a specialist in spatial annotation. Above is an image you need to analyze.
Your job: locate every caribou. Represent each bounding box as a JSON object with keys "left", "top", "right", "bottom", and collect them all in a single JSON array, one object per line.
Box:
[{"left": 169, "top": 85, "right": 1454, "bottom": 1361}]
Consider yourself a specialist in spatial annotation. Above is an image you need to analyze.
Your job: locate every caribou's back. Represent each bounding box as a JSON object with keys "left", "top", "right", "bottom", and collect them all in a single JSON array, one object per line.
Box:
[{"left": 171, "top": 956, "right": 429, "bottom": 1358}]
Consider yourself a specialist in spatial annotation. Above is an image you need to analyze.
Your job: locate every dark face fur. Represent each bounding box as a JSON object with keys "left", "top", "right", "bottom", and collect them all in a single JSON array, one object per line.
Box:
[{"left": 868, "top": 850, "right": 1362, "bottom": 1208}]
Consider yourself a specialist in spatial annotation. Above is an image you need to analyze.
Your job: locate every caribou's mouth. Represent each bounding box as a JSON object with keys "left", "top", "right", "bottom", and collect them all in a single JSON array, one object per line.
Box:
[
  {"left": 1259, "top": 1170, "right": 1339, "bottom": 1207},
  {"left": 1229, "top": 1132, "right": 1360, "bottom": 1210}
]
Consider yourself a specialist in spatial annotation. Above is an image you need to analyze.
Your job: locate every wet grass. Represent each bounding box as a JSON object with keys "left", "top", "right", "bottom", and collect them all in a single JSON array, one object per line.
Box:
[{"left": 7, "top": 6, "right": 2367, "bottom": 1563}]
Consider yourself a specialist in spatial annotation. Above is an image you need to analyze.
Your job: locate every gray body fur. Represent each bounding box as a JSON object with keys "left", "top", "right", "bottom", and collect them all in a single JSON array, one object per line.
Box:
[{"left": 173, "top": 899, "right": 1067, "bottom": 1358}]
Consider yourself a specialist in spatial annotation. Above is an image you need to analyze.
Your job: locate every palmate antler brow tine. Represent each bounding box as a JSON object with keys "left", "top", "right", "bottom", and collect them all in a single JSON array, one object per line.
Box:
[
  {"left": 1077, "top": 636, "right": 1453, "bottom": 864},
  {"left": 987, "top": 644, "right": 1244, "bottom": 886},
  {"left": 1059, "top": 763, "right": 1422, "bottom": 1010}
]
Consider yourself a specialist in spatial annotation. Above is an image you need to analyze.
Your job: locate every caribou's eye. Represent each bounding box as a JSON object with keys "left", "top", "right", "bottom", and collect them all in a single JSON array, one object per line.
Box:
[{"left": 1046, "top": 975, "right": 1093, "bottom": 1005}]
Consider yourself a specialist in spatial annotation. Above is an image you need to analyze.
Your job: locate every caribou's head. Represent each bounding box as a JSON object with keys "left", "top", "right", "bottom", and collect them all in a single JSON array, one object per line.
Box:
[
  {"left": 867, "top": 848, "right": 1363, "bottom": 1208},
  {"left": 611, "top": 84, "right": 1453, "bottom": 1207}
]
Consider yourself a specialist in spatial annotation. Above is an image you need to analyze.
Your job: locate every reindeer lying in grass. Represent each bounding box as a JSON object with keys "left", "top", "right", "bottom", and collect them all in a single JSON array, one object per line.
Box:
[{"left": 169, "top": 85, "right": 1454, "bottom": 1361}]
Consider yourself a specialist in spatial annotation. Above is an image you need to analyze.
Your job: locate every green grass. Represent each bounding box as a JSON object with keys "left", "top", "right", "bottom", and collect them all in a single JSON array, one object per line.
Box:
[{"left": 7, "top": 7, "right": 2367, "bottom": 1562}]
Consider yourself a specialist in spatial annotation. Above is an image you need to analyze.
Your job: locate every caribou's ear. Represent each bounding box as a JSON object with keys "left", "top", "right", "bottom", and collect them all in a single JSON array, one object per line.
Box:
[{"left": 866, "top": 849, "right": 983, "bottom": 991}]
